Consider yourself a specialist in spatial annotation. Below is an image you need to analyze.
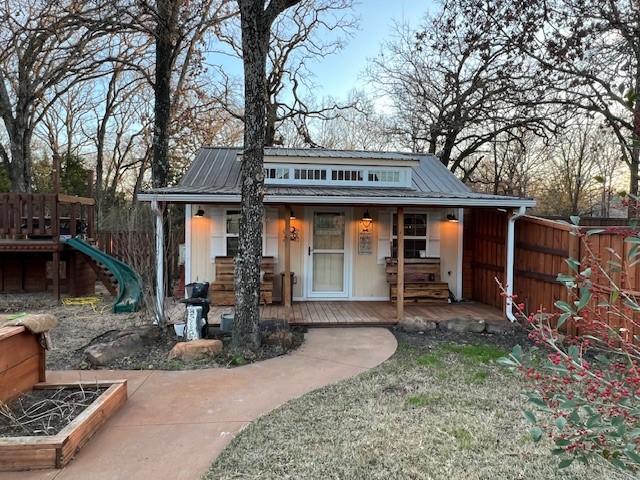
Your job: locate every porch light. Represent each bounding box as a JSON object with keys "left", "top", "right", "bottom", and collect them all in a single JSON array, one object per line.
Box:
[
  {"left": 194, "top": 208, "right": 205, "bottom": 217},
  {"left": 446, "top": 213, "right": 459, "bottom": 223},
  {"left": 290, "top": 209, "right": 296, "bottom": 220},
  {"left": 361, "top": 210, "right": 373, "bottom": 231}
]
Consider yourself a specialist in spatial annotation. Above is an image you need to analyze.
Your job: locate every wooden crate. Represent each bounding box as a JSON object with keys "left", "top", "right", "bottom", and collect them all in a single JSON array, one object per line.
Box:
[
  {"left": 385, "top": 257, "right": 449, "bottom": 304},
  {"left": 0, "top": 380, "right": 127, "bottom": 471},
  {"left": 211, "top": 256, "right": 275, "bottom": 306}
]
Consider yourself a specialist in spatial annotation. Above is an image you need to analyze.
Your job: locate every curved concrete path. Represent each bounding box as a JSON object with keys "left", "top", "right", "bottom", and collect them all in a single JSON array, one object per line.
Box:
[{"left": 7, "top": 327, "right": 396, "bottom": 480}]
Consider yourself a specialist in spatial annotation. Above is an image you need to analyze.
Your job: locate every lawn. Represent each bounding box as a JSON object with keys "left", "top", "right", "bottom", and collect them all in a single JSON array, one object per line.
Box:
[{"left": 205, "top": 330, "right": 624, "bottom": 480}]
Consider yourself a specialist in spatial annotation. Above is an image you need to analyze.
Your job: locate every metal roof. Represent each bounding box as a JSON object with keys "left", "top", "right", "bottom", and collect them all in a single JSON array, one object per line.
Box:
[{"left": 140, "top": 147, "right": 535, "bottom": 208}]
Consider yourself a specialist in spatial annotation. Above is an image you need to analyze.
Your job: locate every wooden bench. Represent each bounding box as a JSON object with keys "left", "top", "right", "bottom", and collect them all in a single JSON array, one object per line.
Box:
[
  {"left": 385, "top": 257, "right": 450, "bottom": 304},
  {"left": 211, "top": 256, "right": 274, "bottom": 306}
]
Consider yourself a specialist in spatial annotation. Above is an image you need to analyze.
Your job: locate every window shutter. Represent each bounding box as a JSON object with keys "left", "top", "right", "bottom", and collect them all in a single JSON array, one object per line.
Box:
[
  {"left": 377, "top": 210, "right": 391, "bottom": 264},
  {"left": 210, "top": 207, "right": 225, "bottom": 262},
  {"left": 264, "top": 207, "right": 279, "bottom": 258}
]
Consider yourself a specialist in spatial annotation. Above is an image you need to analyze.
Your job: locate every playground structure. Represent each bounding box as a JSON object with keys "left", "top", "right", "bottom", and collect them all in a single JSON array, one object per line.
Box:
[{"left": 0, "top": 191, "right": 142, "bottom": 313}]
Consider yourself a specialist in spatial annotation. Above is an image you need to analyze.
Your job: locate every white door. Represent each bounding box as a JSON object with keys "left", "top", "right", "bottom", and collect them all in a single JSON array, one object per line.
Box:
[{"left": 306, "top": 208, "right": 349, "bottom": 298}]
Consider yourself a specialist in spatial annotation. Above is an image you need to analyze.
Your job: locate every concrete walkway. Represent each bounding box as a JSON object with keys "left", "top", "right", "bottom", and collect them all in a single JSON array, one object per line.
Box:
[{"left": 6, "top": 328, "right": 397, "bottom": 480}]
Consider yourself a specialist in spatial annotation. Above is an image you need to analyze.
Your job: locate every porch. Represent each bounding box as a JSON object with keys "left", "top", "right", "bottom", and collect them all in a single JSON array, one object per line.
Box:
[{"left": 208, "top": 300, "right": 505, "bottom": 327}]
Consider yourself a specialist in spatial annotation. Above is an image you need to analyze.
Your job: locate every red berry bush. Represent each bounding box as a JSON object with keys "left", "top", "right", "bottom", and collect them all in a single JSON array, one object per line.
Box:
[{"left": 500, "top": 217, "right": 640, "bottom": 473}]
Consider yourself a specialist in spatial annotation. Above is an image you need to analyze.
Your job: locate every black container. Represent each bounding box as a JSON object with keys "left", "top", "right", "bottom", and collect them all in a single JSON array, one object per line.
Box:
[{"left": 185, "top": 282, "right": 209, "bottom": 299}]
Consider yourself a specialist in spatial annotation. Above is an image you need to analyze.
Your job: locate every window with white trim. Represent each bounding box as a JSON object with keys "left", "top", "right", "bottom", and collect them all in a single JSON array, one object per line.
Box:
[
  {"left": 369, "top": 169, "right": 400, "bottom": 183},
  {"left": 392, "top": 212, "right": 429, "bottom": 259},
  {"left": 294, "top": 168, "right": 326, "bottom": 180},
  {"left": 225, "top": 210, "right": 241, "bottom": 256},
  {"left": 331, "top": 168, "right": 363, "bottom": 181},
  {"left": 264, "top": 167, "right": 289, "bottom": 180},
  {"left": 262, "top": 163, "right": 411, "bottom": 187}
]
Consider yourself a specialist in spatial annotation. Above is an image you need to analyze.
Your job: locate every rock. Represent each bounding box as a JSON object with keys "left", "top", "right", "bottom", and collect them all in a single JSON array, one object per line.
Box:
[
  {"left": 137, "top": 325, "right": 163, "bottom": 345},
  {"left": 441, "top": 318, "right": 486, "bottom": 334},
  {"left": 165, "top": 302, "right": 185, "bottom": 325},
  {"left": 168, "top": 339, "right": 223, "bottom": 361},
  {"left": 399, "top": 316, "right": 437, "bottom": 333},
  {"left": 262, "top": 330, "right": 295, "bottom": 349},
  {"left": 486, "top": 321, "right": 518, "bottom": 335},
  {"left": 85, "top": 332, "right": 143, "bottom": 366}
]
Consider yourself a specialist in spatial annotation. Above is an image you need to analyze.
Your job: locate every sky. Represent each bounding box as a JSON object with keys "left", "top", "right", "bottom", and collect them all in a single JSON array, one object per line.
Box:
[{"left": 208, "top": 1, "right": 435, "bottom": 107}]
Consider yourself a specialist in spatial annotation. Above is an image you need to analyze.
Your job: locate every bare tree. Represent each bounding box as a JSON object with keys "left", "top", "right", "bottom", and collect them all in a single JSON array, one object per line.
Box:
[
  {"left": 233, "top": 0, "right": 302, "bottom": 350},
  {"left": 368, "top": 13, "right": 558, "bottom": 180},
  {"left": 0, "top": 0, "right": 117, "bottom": 192},
  {"left": 462, "top": 0, "right": 640, "bottom": 212},
  {"left": 216, "top": 0, "right": 357, "bottom": 146}
]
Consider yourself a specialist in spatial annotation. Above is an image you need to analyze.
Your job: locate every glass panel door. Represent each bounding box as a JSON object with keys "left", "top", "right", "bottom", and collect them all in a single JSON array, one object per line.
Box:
[{"left": 311, "top": 211, "right": 346, "bottom": 294}]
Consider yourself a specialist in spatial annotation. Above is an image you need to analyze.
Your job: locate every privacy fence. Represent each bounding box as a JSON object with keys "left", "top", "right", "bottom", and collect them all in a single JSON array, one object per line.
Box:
[{"left": 463, "top": 210, "right": 636, "bottom": 337}]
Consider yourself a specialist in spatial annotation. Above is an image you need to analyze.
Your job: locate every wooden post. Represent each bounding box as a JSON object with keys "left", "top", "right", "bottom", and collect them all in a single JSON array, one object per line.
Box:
[
  {"left": 284, "top": 206, "right": 292, "bottom": 321},
  {"left": 52, "top": 194, "right": 60, "bottom": 302},
  {"left": 397, "top": 207, "right": 404, "bottom": 321}
]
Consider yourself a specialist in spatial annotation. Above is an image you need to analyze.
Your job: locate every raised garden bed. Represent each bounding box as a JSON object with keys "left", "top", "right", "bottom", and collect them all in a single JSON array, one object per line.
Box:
[{"left": 0, "top": 325, "right": 127, "bottom": 471}]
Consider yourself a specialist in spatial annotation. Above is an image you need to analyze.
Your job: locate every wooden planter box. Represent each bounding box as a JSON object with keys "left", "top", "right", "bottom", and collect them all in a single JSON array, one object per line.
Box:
[
  {"left": 0, "top": 326, "right": 127, "bottom": 471},
  {"left": 0, "top": 380, "right": 127, "bottom": 471}
]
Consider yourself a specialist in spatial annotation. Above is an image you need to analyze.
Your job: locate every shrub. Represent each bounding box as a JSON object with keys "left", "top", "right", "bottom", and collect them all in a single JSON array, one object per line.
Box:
[{"left": 499, "top": 217, "right": 640, "bottom": 474}]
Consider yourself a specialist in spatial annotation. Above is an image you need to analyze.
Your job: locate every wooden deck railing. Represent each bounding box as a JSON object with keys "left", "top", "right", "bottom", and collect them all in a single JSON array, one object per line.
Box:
[{"left": 0, "top": 193, "right": 95, "bottom": 240}]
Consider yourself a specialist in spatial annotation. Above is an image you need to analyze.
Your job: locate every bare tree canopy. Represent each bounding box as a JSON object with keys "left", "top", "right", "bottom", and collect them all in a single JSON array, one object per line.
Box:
[{"left": 217, "top": 0, "right": 357, "bottom": 147}]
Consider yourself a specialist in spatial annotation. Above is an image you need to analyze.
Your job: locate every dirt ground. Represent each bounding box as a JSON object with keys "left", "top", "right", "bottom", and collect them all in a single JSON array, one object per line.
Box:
[
  {"left": 0, "top": 292, "right": 303, "bottom": 371},
  {"left": 205, "top": 328, "right": 624, "bottom": 480}
]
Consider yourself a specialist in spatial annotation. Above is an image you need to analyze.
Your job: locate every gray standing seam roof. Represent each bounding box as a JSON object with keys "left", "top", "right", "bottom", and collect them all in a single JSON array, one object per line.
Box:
[
  {"left": 145, "top": 147, "right": 530, "bottom": 203},
  {"left": 176, "top": 147, "right": 471, "bottom": 193}
]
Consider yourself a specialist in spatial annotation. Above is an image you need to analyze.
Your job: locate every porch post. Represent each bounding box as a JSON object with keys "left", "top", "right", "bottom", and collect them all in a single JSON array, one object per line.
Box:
[
  {"left": 397, "top": 206, "right": 404, "bottom": 321},
  {"left": 284, "top": 205, "right": 292, "bottom": 321},
  {"left": 505, "top": 206, "right": 527, "bottom": 322},
  {"left": 152, "top": 200, "right": 165, "bottom": 325}
]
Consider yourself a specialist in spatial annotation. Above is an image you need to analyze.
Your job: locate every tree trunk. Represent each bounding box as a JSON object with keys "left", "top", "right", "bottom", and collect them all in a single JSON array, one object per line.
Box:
[
  {"left": 630, "top": 76, "right": 640, "bottom": 219},
  {"left": 8, "top": 123, "right": 32, "bottom": 193},
  {"left": 233, "top": 4, "right": 271, "bottom": 350},
  {"left": 152, "top": 0, "right": 174, "bottom": 190}
]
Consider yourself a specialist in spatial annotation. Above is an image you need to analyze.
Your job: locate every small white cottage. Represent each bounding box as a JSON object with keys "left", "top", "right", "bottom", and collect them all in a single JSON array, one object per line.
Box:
[{"left": 139, "top": 147, "right": 535, "bottom": 325}]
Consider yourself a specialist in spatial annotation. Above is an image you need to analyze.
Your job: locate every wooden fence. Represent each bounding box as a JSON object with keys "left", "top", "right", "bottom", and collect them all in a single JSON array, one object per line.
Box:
[{"left": 464, "top": 209, "right": 640, "bottom": 337}]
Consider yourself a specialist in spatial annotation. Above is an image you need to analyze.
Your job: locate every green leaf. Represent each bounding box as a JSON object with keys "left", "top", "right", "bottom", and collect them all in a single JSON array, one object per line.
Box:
[
  {"left": 570, "top": 215, "right": 581, "bottom": 225},
  {"left": 556, "top": 416, "right": 567, "bottom": 431},
  {"left": 575, "top": 287, "right": 591, "bottom": 311},
  {"left": 511, "top": 344, "right": 523, "bottom": 362},
  {"left": 524, "top": 411, "right": 537, "bottom": 425},
  {"left": 555, "top": 300, "right": 573, "bottom": 313},
  {"left": 565, "top": 258, "right": 581, "bottom": 272},
  {"left": 586, "top": 229, "right": 605, "bottom": 236},
  {"left": 610, "top": 289, "right": 620, "bottom": 305},
  {"left": 559, "top": 458, "right": 574, "bottom": 469},
  {"left": 557, "top": 312, "right": 571, "bottom": 329},
  {"left": 531, "top": 427, "right": 543, "bottom": 443},
  {"left": 555, "top": 438, "right": 571, "bottom": 447}
]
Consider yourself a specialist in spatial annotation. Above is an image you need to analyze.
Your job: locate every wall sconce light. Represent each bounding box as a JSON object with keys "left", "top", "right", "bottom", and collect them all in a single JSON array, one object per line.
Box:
[
  {"left": 360, "top": 210, "right": 373, "bottom": 231},
  {"left": 446, "top": 213, "right": 459, "bottom": 223},
  {"left": 289, "top": 209, "right": 296, "bottom": 220},
  {"left": 194, "top": 207, "right": 205, "bottom": 217}
]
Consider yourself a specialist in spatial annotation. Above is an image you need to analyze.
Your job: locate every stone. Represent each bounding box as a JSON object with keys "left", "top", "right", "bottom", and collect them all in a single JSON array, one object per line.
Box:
[
  {"left": 441, "top": 318, "right": 486, "bottom": 334},
  {"left": 262, "top": 330, "right": 295, "bottom": 349},
  {"left": 399, "top": 316, "right": 437, "bottom": 333},
  {"left": 85, "top": 332, "right": 144, "bottom": 366},
  {"left": 486, "top": 321, "right": 518, "bottom": 335},
  {"left": 168, "top": 339, "right": 223, "bottom": 361}
]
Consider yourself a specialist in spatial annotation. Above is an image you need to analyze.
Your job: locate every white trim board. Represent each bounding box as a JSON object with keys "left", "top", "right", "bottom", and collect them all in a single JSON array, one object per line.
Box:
[{"left": 139, "top": 192, "right": 536, "bottom": 208}]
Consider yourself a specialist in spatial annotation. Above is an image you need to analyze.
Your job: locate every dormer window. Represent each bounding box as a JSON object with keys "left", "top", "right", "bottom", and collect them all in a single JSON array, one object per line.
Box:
[{"left": 263, "top": 164, "right": 410, "bottom": 187}]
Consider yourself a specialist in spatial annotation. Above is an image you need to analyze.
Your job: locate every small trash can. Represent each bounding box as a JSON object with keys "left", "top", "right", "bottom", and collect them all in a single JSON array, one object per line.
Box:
[{"left": 279, "top": 272, "right": 294, "bottom": 305}]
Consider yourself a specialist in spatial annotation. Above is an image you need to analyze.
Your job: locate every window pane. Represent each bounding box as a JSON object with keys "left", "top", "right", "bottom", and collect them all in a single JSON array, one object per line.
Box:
[
  {"left": 313, "top": 212, "right": 345, "bottom": 249},
  {"left": 226, "top": 211, "right": 241, "bottom": 235},
  {"left": 392, "top": 239, "right": 427, "bottom": 259},
  {"left": 226, "top": 237, "right": 239, "bottom": 257}
]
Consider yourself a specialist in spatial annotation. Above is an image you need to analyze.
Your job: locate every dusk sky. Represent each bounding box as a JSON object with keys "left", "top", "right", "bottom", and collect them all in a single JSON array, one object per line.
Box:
[{"left": 211, "top": 1, "right": 435, "bottom": 107}]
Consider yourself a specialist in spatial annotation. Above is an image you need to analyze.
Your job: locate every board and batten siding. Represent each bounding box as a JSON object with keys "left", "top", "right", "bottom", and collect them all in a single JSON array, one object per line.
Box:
[{"left": 186, "top": 204, "right": 462, "bottom": 301}]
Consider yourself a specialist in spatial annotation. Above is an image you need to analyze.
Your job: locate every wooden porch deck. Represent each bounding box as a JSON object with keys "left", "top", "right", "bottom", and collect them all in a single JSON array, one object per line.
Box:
[{"left": 208, "top": 301, "right": 505, "bottom": 327}]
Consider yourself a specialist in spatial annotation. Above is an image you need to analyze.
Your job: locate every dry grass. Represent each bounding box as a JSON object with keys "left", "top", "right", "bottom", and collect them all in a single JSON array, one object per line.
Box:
[{"left": 205, "top": 333, "right": 624, "bottom": 480}]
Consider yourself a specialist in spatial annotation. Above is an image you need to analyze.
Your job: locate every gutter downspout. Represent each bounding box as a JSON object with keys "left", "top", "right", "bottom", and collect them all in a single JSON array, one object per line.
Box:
[
  {"left": 505, "top": 206, "right": 527, "bottom": 323},
  {"left": 151, "top": 199, "right": 165, "bottom": 325}
]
